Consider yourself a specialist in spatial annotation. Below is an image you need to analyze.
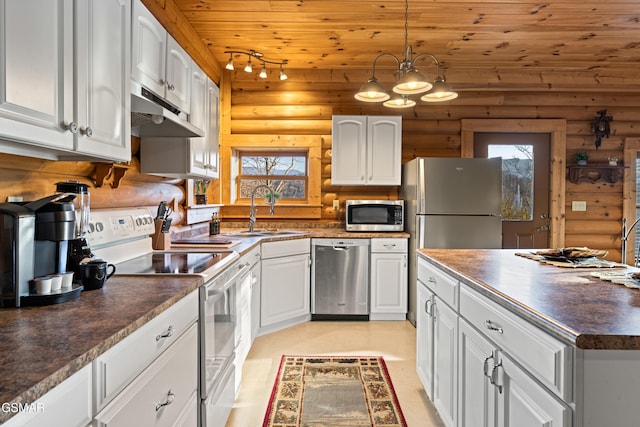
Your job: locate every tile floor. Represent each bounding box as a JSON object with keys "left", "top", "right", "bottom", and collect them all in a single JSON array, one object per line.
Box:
[{"left": 225, "top": 320, "right": 445, "bottom": 427}]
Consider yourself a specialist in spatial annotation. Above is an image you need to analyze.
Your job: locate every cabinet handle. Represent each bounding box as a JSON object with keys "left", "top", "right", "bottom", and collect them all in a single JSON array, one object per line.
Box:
[
  {"left": 155, "top": 390, "right": 175, "bottom": 411},
  {"left": 491, "top": 360, "right": 503, "bottom": 394},
  {"left": 156, "top": 325, "right": 174, "bottom": 341},
  {"left": 66, "top": 122, "right": 78, "bottom": 134},
  {"left": 484, "top": 320, "right": 503, "bottom": 334},
  {"left": 424, "top": 299, "right": 432, "bottom": 316},
  {"left": 81, "top": 126, "right": 93, "bottom": 137},
  {"left": 431, "top": 300, "right": 437, "bottom": 321},
  {"left": 428, "top": 276, "right": 437, "bottom": 284},
  {"left": 383, "top": 244, "right": 397, "bottom": 249},
  {"left": 167, "top": 83, "right": 175, "bottom": 91},
  {"left": 483, "top": 354, "right": 494, "bottom": 383}
]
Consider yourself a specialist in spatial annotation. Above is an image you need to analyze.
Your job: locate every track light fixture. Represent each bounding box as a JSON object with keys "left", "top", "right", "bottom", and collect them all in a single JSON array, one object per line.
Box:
[
  {"left": 355, "top": 0, "right": 457, "bottom": 108},
  {"left": 224, "top": 50, "right": 288, "bottom": 80}
]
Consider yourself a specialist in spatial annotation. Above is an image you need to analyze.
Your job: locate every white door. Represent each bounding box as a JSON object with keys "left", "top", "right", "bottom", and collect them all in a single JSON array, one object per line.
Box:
[
  {"left": 165, "top": 36, "right": 191, "bottom": 114},
  {"left": 497, "top": 353, "right": 571, "bottom": 427},
  {"left": 331, "top": 115, "right": 367, "bottom": 185},
  {"left": 205, "top": 79, "right": 220, "bottom": 178},
  {"left": 433, "top": 296, "right": 458, "bottom": 427},
  {"left": 458, "top": 319, "right": 498, "bottom": 427},
  {"left": 416, "top": 280, "right": 434, "bottom": 397},
  {"left": 0, "top": 0, "right": 74, "bottom": 151},
  {"left": 189, "top": 62, "right": 209, "bottom": 176},
  {"left": 131, "top": 0, "right": 166, "bottom": 96},
  {"left": 74, "top": 0, "right": 130, "bottom": 161},
  {"left": 261, "top": 254, "right": 310, "bottom": 327},
  {"left": 370, "top": 252, "right": 407, "bottom": 316},
  {"left": 366, "top": 116, "right": 402, "bottom": 185}
]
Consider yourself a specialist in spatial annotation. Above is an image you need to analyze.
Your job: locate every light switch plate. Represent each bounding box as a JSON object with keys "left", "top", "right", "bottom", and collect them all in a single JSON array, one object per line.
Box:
[
  {"left": 572, "top": 201, "right": 587, "bottom": 211},
  {"left": 333, "top": 200, "right": 340, "bottom": 211}
]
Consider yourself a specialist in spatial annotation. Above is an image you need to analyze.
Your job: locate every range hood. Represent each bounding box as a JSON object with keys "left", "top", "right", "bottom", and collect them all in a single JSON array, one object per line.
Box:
[{"left": 130, "top": 80, "right": 204, "bottom": 138}]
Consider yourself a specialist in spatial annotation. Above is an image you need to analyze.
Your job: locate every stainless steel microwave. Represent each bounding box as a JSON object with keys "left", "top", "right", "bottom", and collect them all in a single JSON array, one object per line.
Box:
[{"left": 345, "top": 200, "right": 404, "bottom": 231}]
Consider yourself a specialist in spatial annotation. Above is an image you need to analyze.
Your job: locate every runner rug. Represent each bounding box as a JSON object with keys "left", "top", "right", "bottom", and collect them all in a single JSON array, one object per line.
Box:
[{"left": 262, "top": 355, "right": 408, "bottom": 427}]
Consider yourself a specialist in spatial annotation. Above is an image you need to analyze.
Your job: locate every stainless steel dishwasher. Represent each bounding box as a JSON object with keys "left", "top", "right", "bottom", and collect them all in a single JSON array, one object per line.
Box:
[{"left": 311, "top": 238, "right": 370, "bottom": 320}]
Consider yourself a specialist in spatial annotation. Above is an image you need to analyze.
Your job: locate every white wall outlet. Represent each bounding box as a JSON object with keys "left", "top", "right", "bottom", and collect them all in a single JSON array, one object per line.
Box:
[
  {"left": 572, "top": 201, "right": 587, "bottom": 211},
  {"left": 333, "top": 200, "right": 340, "bottom": 211}
]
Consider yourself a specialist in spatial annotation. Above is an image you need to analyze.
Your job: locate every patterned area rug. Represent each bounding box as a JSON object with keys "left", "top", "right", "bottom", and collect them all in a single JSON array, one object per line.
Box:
[{"left": 263, "top": 355, "right": 407, "bottom": 427}]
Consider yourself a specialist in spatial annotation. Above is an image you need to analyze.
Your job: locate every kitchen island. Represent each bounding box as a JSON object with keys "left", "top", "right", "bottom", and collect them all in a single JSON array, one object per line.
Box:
[{"left": 418, "top": 248, "right": 640, "bottom": 427}]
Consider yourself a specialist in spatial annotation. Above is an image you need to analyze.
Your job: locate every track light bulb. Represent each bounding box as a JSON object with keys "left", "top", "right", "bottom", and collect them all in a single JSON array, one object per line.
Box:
[
  {"left": 279, "top": 65, "right": 288, "bottom": 80},
  {"left": 244, "top": 57, "right": 252, "bottom": 73},
  {"left": 225, "top": 54, "right": 234, "bottom": 71},
  {"left": 259, "top": 64, "right": 268, "bottom": 78}
]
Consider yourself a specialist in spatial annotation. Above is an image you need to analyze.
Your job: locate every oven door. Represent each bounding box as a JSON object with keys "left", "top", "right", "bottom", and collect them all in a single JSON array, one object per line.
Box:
[{"left": 199, "top": 272, "right": 238, "bottom": 400}]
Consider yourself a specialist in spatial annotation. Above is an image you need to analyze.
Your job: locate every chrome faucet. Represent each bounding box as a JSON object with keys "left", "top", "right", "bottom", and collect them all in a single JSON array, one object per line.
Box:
[
  {"left": 249, "top": 184, "right": 276, "bottom": 232},
  {"left": 621, "top": 217, "right": 640, "bottom": 266}
]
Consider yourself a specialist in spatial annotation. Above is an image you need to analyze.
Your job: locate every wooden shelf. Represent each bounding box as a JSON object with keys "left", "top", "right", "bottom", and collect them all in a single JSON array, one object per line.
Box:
[
  {"left": 94, "top": 163, "right": 131, "bottom": 188},
  {"left": 567, "top": 164, "right": 624, "bottom": 184}
]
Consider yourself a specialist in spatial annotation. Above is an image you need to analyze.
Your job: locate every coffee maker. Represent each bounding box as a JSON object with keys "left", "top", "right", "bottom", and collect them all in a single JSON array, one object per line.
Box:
[
  {"left": 55, "top": 181, "right": 94, "bottom": 281},
  {"left": 0, "top": 194, "right": 82, "bottom": 307}
]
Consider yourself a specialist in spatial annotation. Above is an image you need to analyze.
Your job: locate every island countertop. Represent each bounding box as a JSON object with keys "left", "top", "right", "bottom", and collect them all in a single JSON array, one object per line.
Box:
[{"left": 418, "top": 248, "right": 640, "bottom": 350}]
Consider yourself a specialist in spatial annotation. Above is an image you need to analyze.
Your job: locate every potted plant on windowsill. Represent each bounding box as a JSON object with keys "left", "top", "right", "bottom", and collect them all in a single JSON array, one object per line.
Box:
[
  {"left": 574, "top": 152, "right": 589, "bottom": 166},
  {"left": 194, "top": 179, "right": 211, "bottom": 204}
]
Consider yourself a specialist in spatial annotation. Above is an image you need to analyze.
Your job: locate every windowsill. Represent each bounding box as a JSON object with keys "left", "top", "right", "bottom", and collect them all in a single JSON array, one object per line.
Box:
[{"left": 221, "top": 204, "right": 322, "bottom": 220}]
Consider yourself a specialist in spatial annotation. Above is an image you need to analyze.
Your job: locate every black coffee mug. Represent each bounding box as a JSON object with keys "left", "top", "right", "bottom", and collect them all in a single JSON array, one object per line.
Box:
[{"left": 79, "top": 260, "right": 116, "bottom": 290}]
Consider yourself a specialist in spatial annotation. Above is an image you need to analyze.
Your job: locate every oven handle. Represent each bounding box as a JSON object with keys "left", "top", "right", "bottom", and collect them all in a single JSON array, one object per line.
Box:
[{"left": 206, "top": 262, "right": 250, "bottom": 297}]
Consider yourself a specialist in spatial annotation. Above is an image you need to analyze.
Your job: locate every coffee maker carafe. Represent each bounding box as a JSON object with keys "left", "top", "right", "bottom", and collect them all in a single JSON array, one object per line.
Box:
[{"left": 55, "top": 181, "right": 93, "bottom": 279}]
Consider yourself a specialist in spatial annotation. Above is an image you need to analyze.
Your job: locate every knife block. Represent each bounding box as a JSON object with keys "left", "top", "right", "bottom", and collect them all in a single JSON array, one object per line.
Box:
[{"left": 152, "top": 218, "right": 171, "bottom": 250}]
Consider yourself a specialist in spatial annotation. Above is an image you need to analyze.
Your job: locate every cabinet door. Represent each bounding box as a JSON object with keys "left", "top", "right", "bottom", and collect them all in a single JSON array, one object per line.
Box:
[
  {"left": 458, "top": 319, "right": 497, "bottom": 427},
  {"left": 0, "top": 0, "right": 74, "bottom": 151},
  {"left": 74, "top": 0, "right": 130, "bottom": 162},
  {"left": 370, "top": 252, "right": 407, "bottom": 319},
  {"left": 165, "top": 36, "right": 191, "bottom": 114},
  {"left": 189, "top": 62, "right": 209, "bottom": 176},
  {"left": 131, "top": 0, "right": 166, "bottom": 96},
  {"left": 261, "top": 253, "right": 310, "bottom": 327},
  {"left": 497, "top": 353, "right": 572, "bottom": 427},
  {"left": 366, "top": 116, "right": 402, "bottom": 185},
  {"left": 433, "top": 295, "right": 458, "bottom": 427},
  {"left": 331, "top": 115, "right": 367, "bottom": 185},
  {"left": 205, "top": 79, "right": 220, "bottom": 178},
  {"left": 416, "top": 279, "right": 434, "bottom": 398}
]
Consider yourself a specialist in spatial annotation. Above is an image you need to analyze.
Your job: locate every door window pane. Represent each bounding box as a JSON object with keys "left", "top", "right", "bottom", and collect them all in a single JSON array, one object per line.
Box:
[{"left": 488, "top": 145, "right": 534, "bottom": 221}]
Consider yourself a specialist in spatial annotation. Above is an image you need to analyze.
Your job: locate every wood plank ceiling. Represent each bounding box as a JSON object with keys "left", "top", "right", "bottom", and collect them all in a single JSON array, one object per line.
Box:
[{"left": 174, "top": 0, "right": 640, "bottom": 91}]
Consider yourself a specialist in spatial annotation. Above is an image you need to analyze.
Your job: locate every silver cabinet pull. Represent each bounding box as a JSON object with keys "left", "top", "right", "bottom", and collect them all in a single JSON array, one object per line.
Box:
[
  {"left": 484, "top": 320, "right": 503, "bottom": 334},
  {"left": 81, "top": 126, "right": 93, "bottom": 137},
  {"left": 155, "top": 390, "right": 175, "bottom": 411},
  {"left": 483, "top": 354, "right": 494, "bottom": 383},
  {"left": 424, "top": 299, "right": 433, "bottom": 316},
  {"left": 66, "top": 122, "right": 78, "bottom": 134},
  {"left": 491, "top": 360, "right": 503, "bottom": 394},
  {"left": 428, "top": 276, "right": 437, "bottom": 284},
  {"left": 156, "top": 325, "right": 174, "bottom": 341}
]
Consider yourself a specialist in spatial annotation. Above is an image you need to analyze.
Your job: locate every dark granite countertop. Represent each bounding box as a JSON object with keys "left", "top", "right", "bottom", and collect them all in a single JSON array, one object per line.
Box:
[
  {"left": 0, "top": 274, "right": 203, "bottom": 423},
  {"left": 418, "top": 248, "right": 640, "bottom": 350}
]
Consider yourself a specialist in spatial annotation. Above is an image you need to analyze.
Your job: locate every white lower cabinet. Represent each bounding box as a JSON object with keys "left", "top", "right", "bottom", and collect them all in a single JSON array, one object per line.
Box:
[
  {"left": 93, "top": 323, "right": 198, "bottom": 426},
  {"left": 1, "top": 364, "right": 92, "bottom": 427},
  {"left": 260, "top": 238, "right": 311, "bottom": 333},
  {"left": 418, "top": 256, "right": 572, "bottom": 427},
  {"left": 370, "top": 238, "right": 407, "bottom": 320}
]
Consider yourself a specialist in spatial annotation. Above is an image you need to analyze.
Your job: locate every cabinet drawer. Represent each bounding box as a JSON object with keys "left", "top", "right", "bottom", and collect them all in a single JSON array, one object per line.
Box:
[
  {"left": 371, "top": 238, "right": 407, "bottom": 252},
  {"left": 93, "top": 290, "right": 198, "bottom": 410},
  {"left": 94, "top": 323, "right": 198, "bottom": 426},
  {"left": 417, "top": 257, "right": 458, "bottom": 310},
  {"left": 262, "top": 238, "right": 310, "bottom": 259},
  {"left": 460, "top": 284, "right": 572, "bottom": 401}
]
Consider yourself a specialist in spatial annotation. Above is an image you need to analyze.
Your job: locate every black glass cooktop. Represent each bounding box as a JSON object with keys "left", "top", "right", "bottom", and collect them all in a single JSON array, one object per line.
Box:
[{"left": 115, "top": 252, "right": 234, "bottom": 275}]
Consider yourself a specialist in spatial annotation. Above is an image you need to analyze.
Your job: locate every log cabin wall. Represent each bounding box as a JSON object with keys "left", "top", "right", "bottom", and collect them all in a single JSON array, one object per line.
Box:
[{"left": 223, "top": 68, "right": 640, "bottom": 260}]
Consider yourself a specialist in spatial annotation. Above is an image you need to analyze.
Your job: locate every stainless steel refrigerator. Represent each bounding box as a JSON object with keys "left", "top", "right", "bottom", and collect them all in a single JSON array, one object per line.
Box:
[{"left": 400, "top": 157, "right": 502, "bottom": 325}]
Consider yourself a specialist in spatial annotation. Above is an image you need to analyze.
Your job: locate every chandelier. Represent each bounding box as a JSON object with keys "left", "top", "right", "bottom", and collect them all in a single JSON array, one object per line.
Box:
[
  {"left": 354, "top": 0, "right": 457, "bottom": 108},
  {"left": 224, "top": 50, "right": 288, "bottom": 80}
]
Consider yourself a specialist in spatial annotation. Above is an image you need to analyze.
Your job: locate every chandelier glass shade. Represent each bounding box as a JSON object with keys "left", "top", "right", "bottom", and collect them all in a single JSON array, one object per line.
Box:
[
  {"left": 225, "top": 50, "right": 288, "bottom": 80},
  {"left": 355, "top": 0, "right": 457, "bottom": 108}
]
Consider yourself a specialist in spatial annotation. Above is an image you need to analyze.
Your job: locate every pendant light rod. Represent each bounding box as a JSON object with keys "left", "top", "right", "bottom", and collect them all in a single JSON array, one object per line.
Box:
[{"left": 354, "top": 0, "right": 457, "bottom": 107}]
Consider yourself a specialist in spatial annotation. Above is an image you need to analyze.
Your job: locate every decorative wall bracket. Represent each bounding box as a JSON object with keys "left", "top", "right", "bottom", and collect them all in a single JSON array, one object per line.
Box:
[
  {"left": 567, "top": 164, "right": 624, "bottom": 184},
  {"left": 94, "top": 163, "right": 131, "bottom": 188}
]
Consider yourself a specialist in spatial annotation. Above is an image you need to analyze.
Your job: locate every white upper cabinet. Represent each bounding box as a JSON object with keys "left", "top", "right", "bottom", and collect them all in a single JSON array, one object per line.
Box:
[
  {"left": 331, "top": 115, "right": 402, "bottom": 185},
  {"left": 0, "top": 0, "right": 131, "bottom": 161},
  {"left": 132, "top": 0, "right": 190, "bottom": 114},
  {"left": 74, "top": 0, "right": 131, "bottom": 161}
]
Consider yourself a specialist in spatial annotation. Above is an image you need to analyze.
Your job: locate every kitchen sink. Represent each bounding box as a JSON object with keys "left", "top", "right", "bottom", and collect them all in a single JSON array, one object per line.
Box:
[{"left": 224, "top": 229, "right": 308, "bottom": 237}]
